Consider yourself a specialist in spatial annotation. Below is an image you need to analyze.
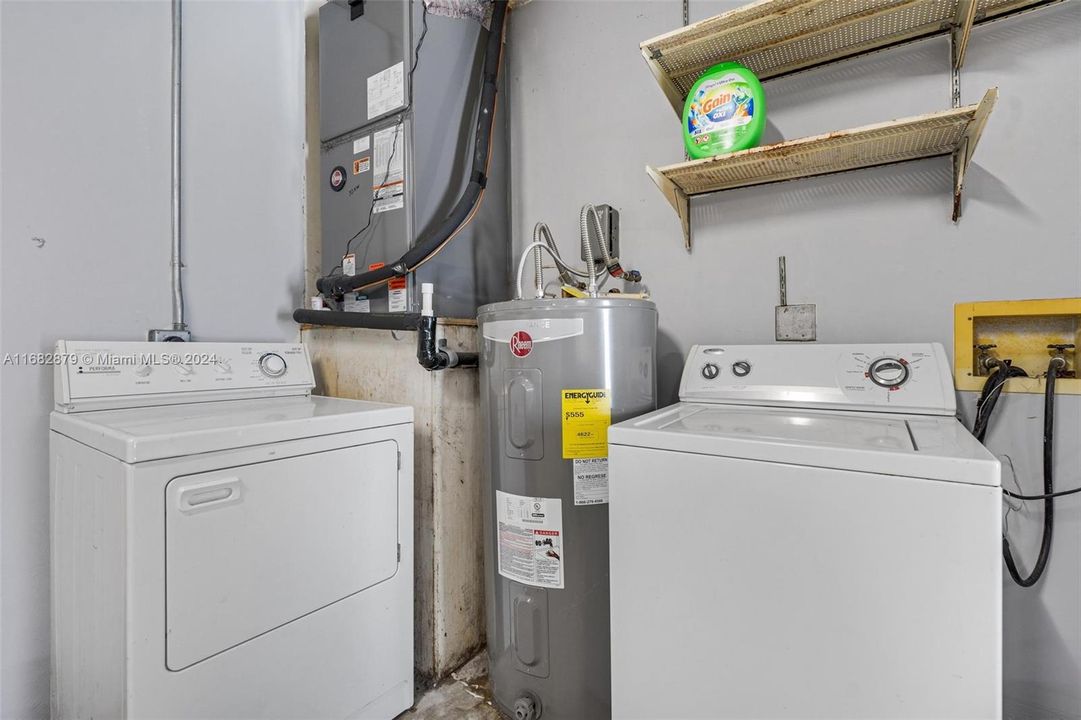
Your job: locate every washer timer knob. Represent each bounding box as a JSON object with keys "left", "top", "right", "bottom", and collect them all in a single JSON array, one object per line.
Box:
[
  {"left": 701, "top": 363, "right": 721, "bottom": 380},
  {"left": 868, "top": 357, "right": 910, "bottom": 389},
  {"left": 732, "top": 360, "right": 752, "bottom": 377},
  {"left": 258, "top": 353, "right": 287, "bottom": 378}
]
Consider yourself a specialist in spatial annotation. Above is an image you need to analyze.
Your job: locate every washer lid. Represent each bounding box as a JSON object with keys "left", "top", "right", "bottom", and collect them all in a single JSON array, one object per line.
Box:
[
  {"left": 49, "top": 395, "right": 412, "bottom": 463},
  {"left": 609, "top": 403, "right": 1000, "bottom": 486}
]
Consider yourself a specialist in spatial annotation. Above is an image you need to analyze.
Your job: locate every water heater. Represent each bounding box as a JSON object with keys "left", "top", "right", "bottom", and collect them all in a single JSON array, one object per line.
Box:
[{"left": 478, "top": 298, "right": 657, "bottom": 720}]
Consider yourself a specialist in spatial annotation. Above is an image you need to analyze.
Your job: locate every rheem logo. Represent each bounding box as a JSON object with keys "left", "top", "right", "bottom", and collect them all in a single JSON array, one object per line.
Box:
[{"left": 510, "top": 331, "right": 533, "bottom": 358}]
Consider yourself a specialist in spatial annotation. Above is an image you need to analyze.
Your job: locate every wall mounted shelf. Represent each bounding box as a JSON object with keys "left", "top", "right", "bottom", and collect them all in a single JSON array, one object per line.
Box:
[
  {"left": 647, "top": 88, "right": 996, "bottom": 249},
  {"left": 641, "top": 0, "right": 1055, "bottom": 114}
]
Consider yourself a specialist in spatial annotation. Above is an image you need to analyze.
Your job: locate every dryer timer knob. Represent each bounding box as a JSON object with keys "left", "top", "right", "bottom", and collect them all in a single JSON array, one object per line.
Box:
[
  {"left": 701, "top": 363, "right": 720, "bottom": 380},
  {"left": 258, "top": 353, "right": 287, "bottom": 378}
]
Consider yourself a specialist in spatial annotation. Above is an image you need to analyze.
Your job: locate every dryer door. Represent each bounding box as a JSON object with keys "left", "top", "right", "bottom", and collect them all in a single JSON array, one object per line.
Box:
[{"left": 165, "top": 440, "right": 399, "bottom": 670}]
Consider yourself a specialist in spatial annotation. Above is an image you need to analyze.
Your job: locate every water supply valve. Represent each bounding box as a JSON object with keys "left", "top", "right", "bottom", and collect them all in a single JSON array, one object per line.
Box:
[
  {"left": 1048, "top": 343, "right": 1075, "bottom": 377},
  {"left": 976, "top": 344, "right": 999, "bottom": 375}
]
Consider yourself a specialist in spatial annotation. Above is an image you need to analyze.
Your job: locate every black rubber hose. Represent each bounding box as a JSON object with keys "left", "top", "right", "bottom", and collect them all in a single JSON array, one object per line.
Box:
[
  {"left": 1001, "top": 359, "right": 1060, "bottom": 587},
  {"left": 317, "top": 0, "right": 508, "bottom": 298},
  {"left": 293, "top": 309, "right": 421, "bottom": 331},
  {"left": 973, "top": 361, "right": 1027, "bottom": 443}
]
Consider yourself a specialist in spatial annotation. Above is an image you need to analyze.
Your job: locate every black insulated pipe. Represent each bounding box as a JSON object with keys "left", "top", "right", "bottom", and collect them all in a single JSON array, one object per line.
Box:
[
  {"left": 293, "top": 309, "right": 477, "bottom": 371},
  {"left": 416, "top": 315, "right": 478, "bottom": 370},
  {"left": 317, "top": 0, "right": 509, "bottom": 298},
  {"left": 292, "top": 309, "right": 421, "bottom": 331}
]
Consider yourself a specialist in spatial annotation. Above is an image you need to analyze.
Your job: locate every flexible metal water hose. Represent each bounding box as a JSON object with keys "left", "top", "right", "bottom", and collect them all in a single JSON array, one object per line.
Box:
[
  {"left": 584, "top": 203, "right": 642, "bottom": 283},
  {"left": 532, "top": 223, "right": 588, "bottom": 297},
  {"left": 587, "top": 205, "right": 613, "bottom": 267},
  {"left": 578, "top": 206, "right": 598, "bottom": 296},
  {"left": 532, "top": 223, "right": 547, "bottom": 298}
]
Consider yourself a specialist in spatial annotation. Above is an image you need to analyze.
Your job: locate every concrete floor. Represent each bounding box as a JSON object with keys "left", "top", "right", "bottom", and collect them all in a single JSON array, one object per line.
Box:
[{"left": 399, "top": 653, "right": 502, "bottom": 720}]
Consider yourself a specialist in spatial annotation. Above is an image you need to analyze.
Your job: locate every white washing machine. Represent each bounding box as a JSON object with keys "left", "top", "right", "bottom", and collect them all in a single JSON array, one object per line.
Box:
[
  {"left": 609, "top": 343, "right": 1001, "bottom": 719},
  {"left": 50, "top": 341, "right": 414, "bottom": 719}
]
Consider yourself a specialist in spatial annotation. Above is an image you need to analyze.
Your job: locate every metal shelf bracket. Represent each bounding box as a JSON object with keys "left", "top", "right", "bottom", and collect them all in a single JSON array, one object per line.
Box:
[
  {"left": 647, "top": 165, "right": 692, "bottom": 251},
  {"left": 950, "top": 0, "right": 978, "bottom": 106},
  {"left": 952, "top": 86, "right": 997, "bottom": 221}
]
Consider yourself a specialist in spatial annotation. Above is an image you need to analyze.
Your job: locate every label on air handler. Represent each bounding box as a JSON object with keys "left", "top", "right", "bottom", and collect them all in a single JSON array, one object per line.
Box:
[
  {"left": 496, "top": 491, "right": 564, "bottom": 589},
  {"left": 561, "top": 388, "right": 611, "bottom": 459}
]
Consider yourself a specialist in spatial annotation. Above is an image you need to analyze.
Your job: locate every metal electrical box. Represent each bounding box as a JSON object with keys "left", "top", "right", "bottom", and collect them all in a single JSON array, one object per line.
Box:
[{"left": 318, "top": 0, "right": 510, "bottom": 319}]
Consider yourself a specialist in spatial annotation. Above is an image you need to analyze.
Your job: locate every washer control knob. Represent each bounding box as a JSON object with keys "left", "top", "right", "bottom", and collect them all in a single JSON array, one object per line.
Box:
[
  {"left": 731, "top": 360, "right": 752, "bottom": 377},
  {"left": 868, "top": 357, "right": 910, "bottom": 388},
  {"left": 258, "top": 352, "right": 287, "bottom": 378},
  {"left": 173, "top": 363, "right": 194, "bottom": 376},
  {"left": 134, "top": 364, "right": 153, "bottom": 377},
  {"left": 701, "top": 362, "right": 720, "bottom": 380}
]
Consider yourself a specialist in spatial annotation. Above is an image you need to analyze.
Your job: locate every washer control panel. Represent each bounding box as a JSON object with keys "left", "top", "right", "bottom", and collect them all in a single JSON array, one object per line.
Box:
[
  {"left": 54, "top": 341, "right": 315, "bottom": 412},
  {"left": 680, "top": 343, "right": 955, "bottom": 415}
]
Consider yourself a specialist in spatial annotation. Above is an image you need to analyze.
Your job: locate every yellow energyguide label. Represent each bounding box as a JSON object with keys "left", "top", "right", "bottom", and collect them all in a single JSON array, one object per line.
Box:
[{"left": 561, "top": 388, "right": 611, "bottom": 459}]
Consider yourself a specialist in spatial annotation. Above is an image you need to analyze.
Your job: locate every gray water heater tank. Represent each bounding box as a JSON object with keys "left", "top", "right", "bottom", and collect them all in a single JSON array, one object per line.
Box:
[{"left": 478, "top": 298, "right": 657, "bottom": 720}]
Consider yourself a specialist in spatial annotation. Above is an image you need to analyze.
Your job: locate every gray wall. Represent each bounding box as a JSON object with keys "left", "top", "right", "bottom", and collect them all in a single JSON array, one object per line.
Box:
[
  {"left": 0, "top": 2, "right": 305, "bottom": 717},
  {"left": 506, "top": 1, "right": 1080, "bottom": 717}
]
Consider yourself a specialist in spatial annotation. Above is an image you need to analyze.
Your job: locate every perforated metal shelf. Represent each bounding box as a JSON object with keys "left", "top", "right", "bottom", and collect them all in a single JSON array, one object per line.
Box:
[
  {"left": 642, "top": 0, "right": 1054, "bottom": 113},
  {"left": 648, "top": 88, "right": 996, "bottom": 249}
]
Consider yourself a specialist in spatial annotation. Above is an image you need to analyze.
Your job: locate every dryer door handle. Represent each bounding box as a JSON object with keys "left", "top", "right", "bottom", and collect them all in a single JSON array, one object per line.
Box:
[{"left": 177, "top": 477, "right": 242, "bottom": 512}]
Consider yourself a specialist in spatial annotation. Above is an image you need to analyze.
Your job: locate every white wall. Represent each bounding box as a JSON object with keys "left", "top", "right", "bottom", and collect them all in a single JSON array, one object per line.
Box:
[
  {"left": 507, "top": 1, "right": 1081, "bottom": 717},
  {"left": 0, "top": 1, "right": 305, "bottom": 716}
]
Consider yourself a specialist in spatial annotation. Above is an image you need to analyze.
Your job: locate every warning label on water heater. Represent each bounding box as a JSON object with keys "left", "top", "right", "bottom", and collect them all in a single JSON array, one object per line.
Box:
[
  {"left": 496, "top": 491, "right": 564, "bottom": 589},
  {"left": 573, "top": 457, "right": 608, "bottom": 505}
]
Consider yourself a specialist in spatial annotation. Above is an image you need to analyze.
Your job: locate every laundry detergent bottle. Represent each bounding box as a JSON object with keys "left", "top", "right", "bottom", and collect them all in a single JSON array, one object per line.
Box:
[{"left": 682, "top": 62, "right": 766, "bottom": 158}]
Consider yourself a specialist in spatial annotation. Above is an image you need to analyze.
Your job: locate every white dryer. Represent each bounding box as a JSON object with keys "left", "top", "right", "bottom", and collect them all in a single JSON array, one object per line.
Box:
[
  {"left": 609, "top": 343, "right": 1001, "bottom": 719},
  {"left": 50, "top": 341, "right": 414, "bottom": 719}
]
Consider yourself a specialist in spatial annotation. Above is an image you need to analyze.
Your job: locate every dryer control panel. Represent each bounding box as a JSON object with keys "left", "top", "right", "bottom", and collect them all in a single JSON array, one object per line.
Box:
[
  {"left": 680, "top": 343, "right": 956, "bottom": 416},
  {"left": 54, "top": 341, "right": 315, "bottom": 413}
]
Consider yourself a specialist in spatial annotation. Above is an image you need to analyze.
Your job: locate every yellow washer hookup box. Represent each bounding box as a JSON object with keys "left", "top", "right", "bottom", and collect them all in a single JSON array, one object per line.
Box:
[
  {"left": 954, "top": 297, "right": 1081, "bottom": 395},
  {"left": 561, "top": 388, "right": 611, "bottom": 459}
]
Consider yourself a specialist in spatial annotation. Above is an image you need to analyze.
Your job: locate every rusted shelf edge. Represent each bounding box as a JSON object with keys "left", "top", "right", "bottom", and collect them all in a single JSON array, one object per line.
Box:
[
  {"left": 952, "top": 86, "right": 998, "bottom": 220},
  {"left": 951, "top": 0, "right": 979, "bottom": 73},
  {"left": 650, "top": 88, "right": 998, "bottom": 249},
  {"left": 646, "top": 166, "right": 692, "bottom": 251},
  {"left": 647, "top": 0, "right": 937, "bottom": 111},
  {"left": 640, "top": 46, "right": 686, "bottom": 119},
  {"left": 642, "top": 0, "right": 1057, "bottom": 116}
]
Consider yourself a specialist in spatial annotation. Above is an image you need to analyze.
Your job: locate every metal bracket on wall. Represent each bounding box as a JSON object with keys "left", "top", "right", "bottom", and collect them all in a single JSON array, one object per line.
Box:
[
  {"left": 949, "top": 0, "right": 978, "bottom": 107},
  {"left": 951, "top": 87, "right": 996, "bottom": 220},
  {"left": 646, "top": 165, "right": 691, "bottom": 252}
]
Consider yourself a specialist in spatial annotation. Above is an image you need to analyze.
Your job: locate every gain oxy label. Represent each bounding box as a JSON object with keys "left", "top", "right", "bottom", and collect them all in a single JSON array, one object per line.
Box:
[{"left": 682, "top": 62, "right": 766, "bottom": 159}]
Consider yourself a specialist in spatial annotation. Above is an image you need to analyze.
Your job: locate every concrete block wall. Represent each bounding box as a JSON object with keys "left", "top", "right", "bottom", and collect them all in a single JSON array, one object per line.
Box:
[{"left": 302, "top": 324, "right": 486, "bottom": 683}]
